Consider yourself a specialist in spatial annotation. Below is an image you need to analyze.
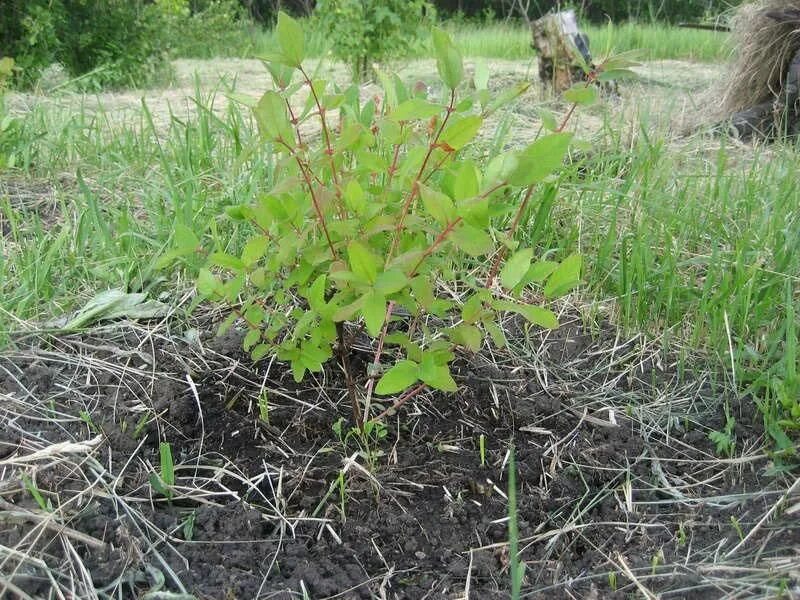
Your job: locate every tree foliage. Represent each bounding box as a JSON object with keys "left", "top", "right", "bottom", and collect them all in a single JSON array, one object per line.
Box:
[{"left": 314, "top": 0, "right": 434, "bottom": 81}]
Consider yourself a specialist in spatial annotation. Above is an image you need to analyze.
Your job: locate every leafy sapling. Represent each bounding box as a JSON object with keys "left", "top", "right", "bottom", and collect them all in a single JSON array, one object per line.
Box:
[{"left": 198, "top": 13, "right": 589, "bottom": 432}]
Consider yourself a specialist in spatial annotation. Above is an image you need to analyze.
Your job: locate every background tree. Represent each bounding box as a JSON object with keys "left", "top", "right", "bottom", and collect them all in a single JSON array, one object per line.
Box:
[{"left": 314, "top": 0, "right": 434, "bottom": 81}]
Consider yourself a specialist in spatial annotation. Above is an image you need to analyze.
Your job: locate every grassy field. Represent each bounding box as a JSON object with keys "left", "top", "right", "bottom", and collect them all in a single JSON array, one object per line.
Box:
[{"left": 185, "top": 19, "right": 731, "bottom": 63}]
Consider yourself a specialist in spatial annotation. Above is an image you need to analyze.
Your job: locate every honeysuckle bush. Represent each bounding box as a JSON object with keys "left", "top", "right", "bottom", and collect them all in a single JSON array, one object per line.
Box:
[{"left": 195, "top": 13, "right": 613, "bottom": 430}]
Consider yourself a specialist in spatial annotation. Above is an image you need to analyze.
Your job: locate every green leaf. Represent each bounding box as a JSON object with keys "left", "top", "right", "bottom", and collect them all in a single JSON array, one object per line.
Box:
[
  {"left": 375, "top": 360, "right": 419, "bottom": 395},
  {"left": 526, "top": 260, "right": 558, "bottom": 284},
  {"left": 536, "top": 108, "right": 558, "bottom": 132},
  {"left": 508, "top": 133, "right": 573, "bottom": 187},
  {"left": 484, "top": 319, "right": 508, "bottom": 348},
  {"left": 419, "top": 352, "right": 457, "bottom": 392},
  {"left": 474, "top": 59, "right": 489, "bottom": 91},
  {"left": 374, "top": 269, "right": 409, "bottom": 295},
  {"left": 461, "top": 293, "right": 484, "bottom": 324},
  {"left": 243, "top": 329, "right": 261, "bottom": 351},
  {"left": 254, "top": 91, "right": 295, "bottom": 145},
  {"left": 544, "top": 253, "right": 582, "bottom": 298},
  {"left": 276, "top": 11, "right": 304, "bottom": 68},
  {"left": 344, "top": 179, "right": 367, "bottom": 215},
  {"left": 432, "top": 28, "right": 463, "bottom": 90},
  {"left": 452, "top": 162, "right": 480, "bottom": 200},
  {"left": 493, "top": 299, "right": 559, "bottom": 329},
  {"left": 242, "top": 236, "right": 269, "bottom": 267},
  {"left": 197, "top": 269, "right": 220, "bottom": 297},
  {"left": 500, "top": 248, "right": 534, "bottom": 290},
  {"left": 563, "top": 84, "right": 597, "bottom": 105},
  {"left": 450, "top": 222, "right": 493, "bottom": 257},
  {"left": 61, "top": 289, "right": 169, "bottom": 331},
  {"left": 390, "top": 98, "right": 443, "bottom": 121},
  {"left": 159, "top": 442, "right": 175, "bottom": 487},
  {"left": 332, "top": 294, "right": 366, "bottom": 322},
  {"left": 411, "top": 276, "right": 434, "bottom": 309},
  {"left": 209, "top": 252, "right": 246, "bottom": 271},
  {"left": 419, "top": 183, "right": 456, "bottom": 225},
  {"left": 597, "top": 68, "right": 638, "bottom": 82},
  {"left": 174, "top": 223, "right": 200, "bottom": 250},
  {"left": 440, "top": 115, "right": 482, "bottom": 150},
  {"left": 348, "top": 241, "right": 379, "bottom": 284},
  {"left": 449, "top": 324, "right": 483, "bottom": 352},
  {"left": 363, "top": 292, "right": 386, "bottom": 336},
  {"left": 265, "top": 61, "right": 295, "bottom": 88}
]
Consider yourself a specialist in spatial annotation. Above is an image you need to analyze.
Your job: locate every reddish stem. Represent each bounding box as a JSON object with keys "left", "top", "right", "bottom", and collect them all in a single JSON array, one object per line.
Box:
[
  {"left": 362, "top": 300, "right": 396, "bottom": 424},
  {"left": 373, "top": 383, "right": 428, "bottom": 422},
  {"left": 386, "top": 90, "right": 457, "bottom": 266},
  {"left": 280, "top": 139, "right": 337, "bottom": 260},
  {"left": 299, "top": 66, "right": 340, "bottom": 188},
  {"left": 408, "top": 217, "right": 463, "bottom": 278},
  {"left": 486, "top": 184, "right": 535, "bottom": 288}
]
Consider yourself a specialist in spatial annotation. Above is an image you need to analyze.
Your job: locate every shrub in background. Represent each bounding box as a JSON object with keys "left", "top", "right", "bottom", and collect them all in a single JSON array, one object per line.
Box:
[
  {"left": 314, "top": 0, "right": 434, "bottom": 81},
  {"left": 0, "top": 0, "right": 172, "bottom": 89}
]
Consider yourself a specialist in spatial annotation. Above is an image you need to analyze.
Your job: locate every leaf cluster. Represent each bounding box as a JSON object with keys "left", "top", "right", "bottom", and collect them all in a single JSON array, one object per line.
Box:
[{"left": 191, "top": 14, "right": 582, "bottom": 424}]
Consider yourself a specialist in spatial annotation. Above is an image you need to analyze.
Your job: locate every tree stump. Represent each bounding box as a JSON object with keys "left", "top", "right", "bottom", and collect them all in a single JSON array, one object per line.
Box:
[
  {"left": 531, "top": 10, "right": 592, "bottom": 92},
  {"left": 728, "top": 47, "right": 800, "bottom": 140}
]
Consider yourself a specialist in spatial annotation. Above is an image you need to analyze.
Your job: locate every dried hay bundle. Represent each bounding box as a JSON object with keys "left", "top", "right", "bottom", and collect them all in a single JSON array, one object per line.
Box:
[{"left": 721, "top": 0, "right": 800, "bottom": 115}]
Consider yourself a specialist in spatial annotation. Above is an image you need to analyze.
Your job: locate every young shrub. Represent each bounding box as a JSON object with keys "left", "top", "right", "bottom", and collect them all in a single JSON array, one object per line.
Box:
[
  {"left": 314, "top": 0, "right": 433, "bottom": 81},
  {"left": 196, "top": 14, "right": 588, "bottom": 430}
]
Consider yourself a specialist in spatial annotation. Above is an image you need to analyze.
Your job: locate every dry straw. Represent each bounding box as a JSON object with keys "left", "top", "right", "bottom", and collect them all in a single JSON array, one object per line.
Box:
[{"left": 721, "top": 0, "right": 800, "bottom": 115}]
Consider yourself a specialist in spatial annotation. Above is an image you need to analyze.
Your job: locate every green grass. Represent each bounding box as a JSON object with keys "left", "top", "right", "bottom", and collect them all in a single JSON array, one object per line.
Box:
[
  {"left": 0, "top": 82, "right": 270, "bottom": 337},
  {"left": 199, "top": 20, "right": 730, "bottom": 63}
]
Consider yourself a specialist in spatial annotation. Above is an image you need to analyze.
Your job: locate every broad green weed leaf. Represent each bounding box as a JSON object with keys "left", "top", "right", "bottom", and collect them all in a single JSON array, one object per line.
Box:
[
  {"left": 363, "top": 292, "right": 386, "bottom": 336},
  {"left": 210, "top": 253, "right": 246, "bottom": 271},
  {"left": 254, "top": 91, "right": 294, "bottom": 145},
  {"left": 500, "top": 248, "right": 534, "bottom": 290},
  {"left": 449, "top": 324, "right": 483, "bottom": 352},
  {"left": 376, "top": 360, "right": 419, "bottom": 395},
  {"left": 419, "top": 183, "right": 456, "bottom": 225},
  {"left": 544, "top": 253, "right": 582, "bottom": 298},
  {"left": 171, "top": 223, "right": 199, "bottom": 252},
  {"left": 451, "top": 222, "right": 492, "bottom": 256},
  {"left": 344, "top": 179, "right": 367, "bottom": 214},
  {"left": 440, "top": 115, "right": 482, "bottom": 150},
  {"left": 536, "top": 108, "right": 558, "bottom": 132},
  {"left": 348, "top": 241, "right": 379, "bottom": 284},
  {"left": 474, "top": 59, "right": 489, "bottom": 91},
  {"left": 276, "top": 11, "right": 304, "bottom": 68},
  {"left": 597, "top": 69, "right": 638, "bottom": 82},
  {"left": 492, "top": 299, "right": 558, "bottom": 329},
  {"left": 242, "top": 236, "right": 269, "bottom": 267},
  {"left": 526, "top": 260, "right": 558, "bottom": 284},
  {"left": 563, "top": 84, "right": 597, "bottom": 105},
  {"left": 391, "top": 98, "right": 443, "bottom": 121},
  {"left": 197, "top": 269, "right": 220, "bottom": 297},
  {"left": 432, "top": 28, "right": 463, "bottom": 91},
  {"left": 484, "top": 319, "right": 508, "bottom": 348},
  {"left": 508, "top": 133, "right": 572, "bottom": 187},
  {"left": 452, "top": 162, "right": 480, "bottom": 200},
  {"left": 374, "top": 269, "right": 408, "bottom": 295},
  {"left": 420, "top": 352, "right": 457, "bottom": 391}
]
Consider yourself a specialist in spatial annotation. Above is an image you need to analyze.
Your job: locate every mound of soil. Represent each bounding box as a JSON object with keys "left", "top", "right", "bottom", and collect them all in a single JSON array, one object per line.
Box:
[{"left": 0, "top": 316, "right": 797, "bottom": 599}]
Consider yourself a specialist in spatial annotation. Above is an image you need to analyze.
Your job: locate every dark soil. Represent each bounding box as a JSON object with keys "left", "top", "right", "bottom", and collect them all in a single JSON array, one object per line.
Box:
[{"left": 0, "top": 316, "right": 797, "bottom": 599}]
